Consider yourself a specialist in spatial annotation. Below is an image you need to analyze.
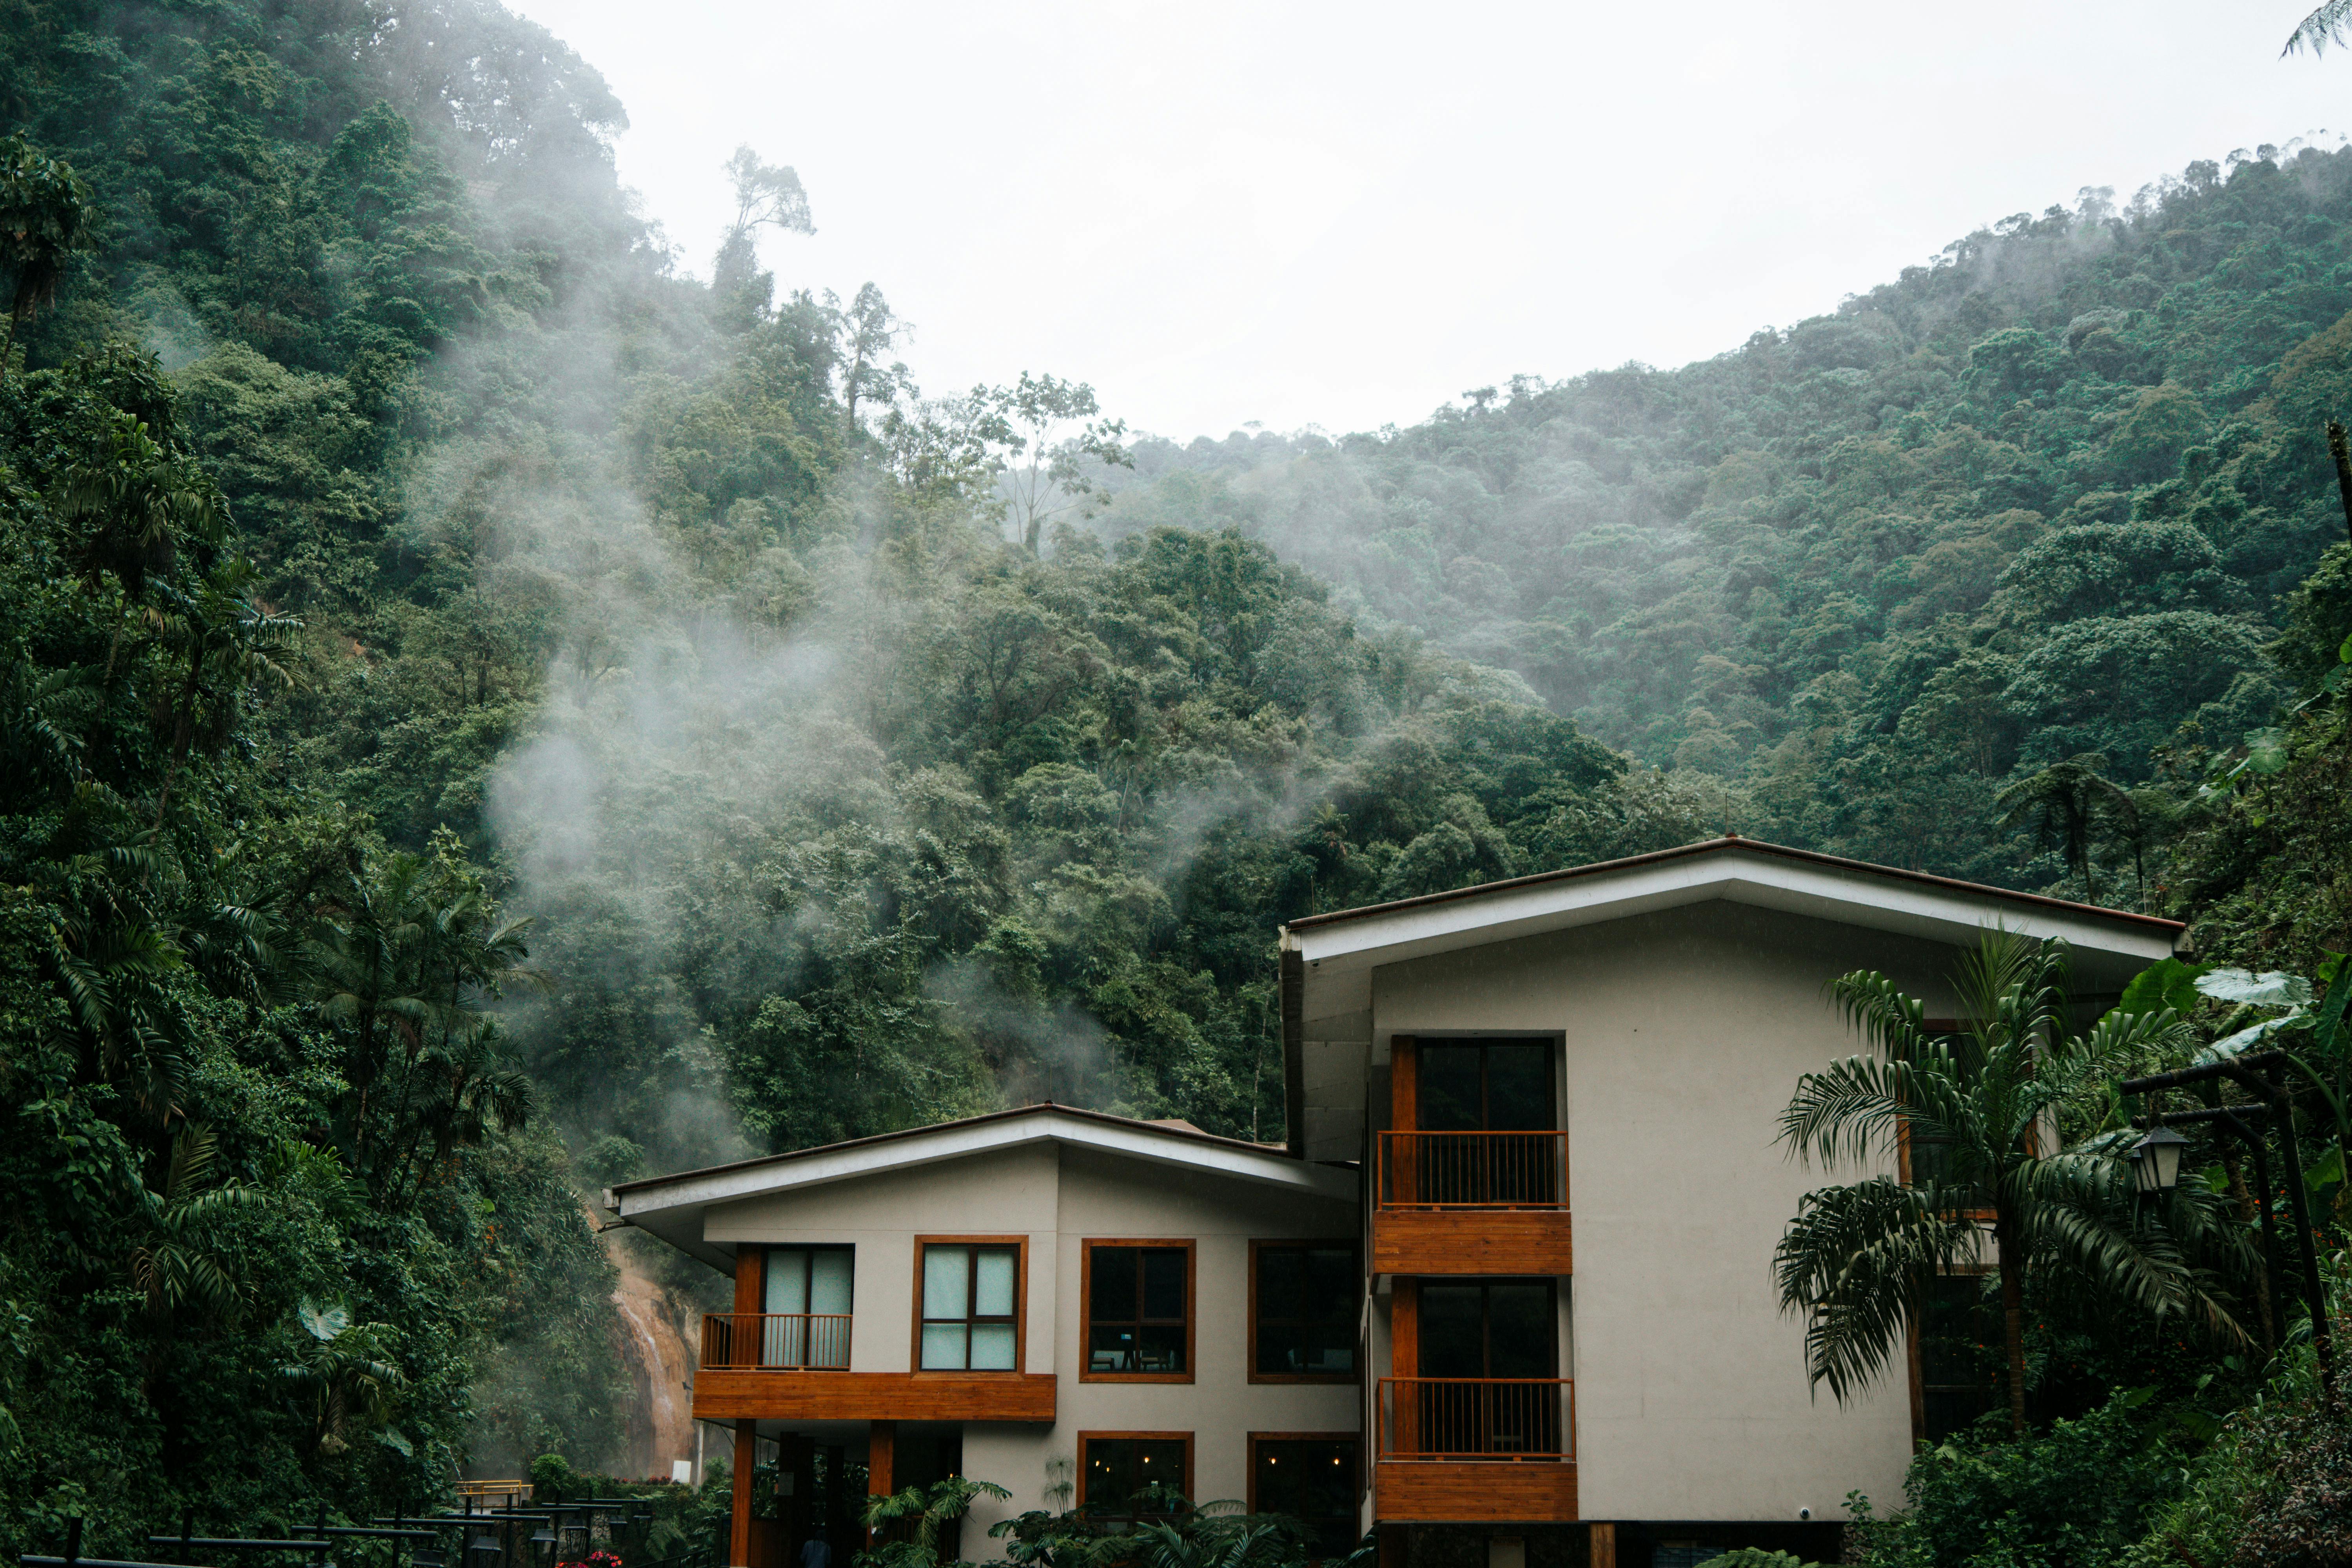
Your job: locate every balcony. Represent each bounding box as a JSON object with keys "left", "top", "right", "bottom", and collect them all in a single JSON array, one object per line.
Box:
[
  {"left": 703, "top": 1312, "right": 853, "bottom": 1370},
  {"left": 1374, "top": 1377, "right": 1578, "bottom": 1522},
  {"left": 1372, "top": 1132, "right": 1573, "bottom": 1276},
  {"left": 693, "top": 1314, "right": 1057, "bottom": 1424}
]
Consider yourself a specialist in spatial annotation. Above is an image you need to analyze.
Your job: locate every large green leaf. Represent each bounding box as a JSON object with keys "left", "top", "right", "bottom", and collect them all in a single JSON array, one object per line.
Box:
[
  {"left": 298, "top": 1298, "right": 350, "bottom": 1343},
  {"left": 2116, "top": 957, "right": 2207, "bottom": 1019}
]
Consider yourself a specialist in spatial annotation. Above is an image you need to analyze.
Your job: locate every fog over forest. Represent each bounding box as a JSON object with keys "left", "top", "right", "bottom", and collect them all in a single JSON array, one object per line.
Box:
[{"left": 2, "top": 1, "right": 2350, "bottom": 1564}]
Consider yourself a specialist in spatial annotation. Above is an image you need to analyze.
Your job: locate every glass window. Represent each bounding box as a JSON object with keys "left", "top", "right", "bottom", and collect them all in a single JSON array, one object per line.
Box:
[
  {"left": 1920, "top": 1271, "right": 1998, "bottom": 1442},
  {"left": 759, "top": 1246, "right": 852, "bottom": 1368},
  {"left": 1251, "top": 1437, "right": 1358, "bottom": 1560},
  {"left": 920, "top": 1242, "right": 1020, "bottom": 1370},
  {"left": 1081, "top": 1435, "right": 1189, "bottom": 1516},
  {"left": 1254, "top": 1243, "right": 1358, "bottom": 1379},
  {"left": 1418, "top": 1040, "right": 1552, "bottom": 1131},
  {"left": 1086, "top": 1244, "right": 1191, "bottom": 1375}
]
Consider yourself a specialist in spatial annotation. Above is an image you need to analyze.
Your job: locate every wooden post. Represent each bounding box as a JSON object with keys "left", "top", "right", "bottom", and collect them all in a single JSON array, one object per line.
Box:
[
  {"left": 1587, "top": 1523, "right": 1615, "bottom": 1568},
  {"left": 1390, "top": 1036, "right": 1418, "bottom": 1204},
  {"left": 1377, "top": 1524, "right": 1407, "bottom": 1568},
  {"left": 866, "top": 1420, "right": 896, "bottom": 1548},
  {"left": 733, "top": 1245, "right": 766, "bottom": 1366},
  {"left": 730, "top": 1420, "right": 757, "bottom": 1568},
  {"left": 1391, "top": 1276, "right": 1419, "bottom": 1456}
]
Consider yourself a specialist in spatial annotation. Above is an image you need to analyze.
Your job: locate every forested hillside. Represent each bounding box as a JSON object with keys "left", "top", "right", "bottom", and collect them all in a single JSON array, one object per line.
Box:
[
  {"left": 1095, "top": 155, "right": 2352, "bottom": 899},
  {"left": 2, "top": 0, "right": 2350, "bottom": 1553}
]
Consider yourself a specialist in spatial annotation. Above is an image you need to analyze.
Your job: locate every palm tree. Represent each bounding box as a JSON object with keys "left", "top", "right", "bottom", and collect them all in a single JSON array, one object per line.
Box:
[
  {"left": 1996, "top": 753, "right": 2136, "bottom": 902},
  {"left": 278, "top": 1298, "right": 406, "bottom": 1455},
  {"left": 129, "top": 1122, "right": 257, "bottom": 1321},
  {"left": 1773, "top": 930, "right": 2247, "bottom": 1434}
]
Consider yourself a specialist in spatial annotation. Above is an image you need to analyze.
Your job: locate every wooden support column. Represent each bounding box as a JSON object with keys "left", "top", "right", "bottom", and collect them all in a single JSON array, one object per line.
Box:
[
  {"left": 1390, "top": 1036, "right": 1418, "bottom": 1204},
  {"left": 733, "top": 1245, "right": 766, "bottom": 1366},
  {"left": 866, "top": 1420, "right": 896, "bottom": 1546},
  {"left": 1377, "top": 1524, "right": 1408, "bottom": 1568},
  {"left": 1586, "top": 1524, "right": 1615, "bottom": 1568},
  {"left": 1391, "top": 1276, "right": 1419, "bottom": 1455},
  {"left": 730, "top": 1419, "right": 757, "bottom": 1568}
]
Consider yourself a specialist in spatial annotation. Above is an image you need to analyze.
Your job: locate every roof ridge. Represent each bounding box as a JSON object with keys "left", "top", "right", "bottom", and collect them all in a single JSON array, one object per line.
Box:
[{"left": 1280, "top": 834, "right": 2185, "bottom": 935}]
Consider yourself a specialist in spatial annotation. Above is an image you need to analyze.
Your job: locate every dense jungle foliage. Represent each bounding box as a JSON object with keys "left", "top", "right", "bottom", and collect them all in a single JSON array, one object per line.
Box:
[{"left": 2, "top": 0, "right": 2350, "bottom": 1562}]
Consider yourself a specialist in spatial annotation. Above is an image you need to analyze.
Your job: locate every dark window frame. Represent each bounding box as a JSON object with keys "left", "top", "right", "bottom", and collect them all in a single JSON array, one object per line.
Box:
[
  {"left": 1080, "top": 1238, "right": 1197, "bottom": 1383},
  {"left": 1414, "top": 1036, "right": 1556, "bottom": 1132},
  {"left": 1249, "top": 1240, "right": 1360, "bottom": 1385}
]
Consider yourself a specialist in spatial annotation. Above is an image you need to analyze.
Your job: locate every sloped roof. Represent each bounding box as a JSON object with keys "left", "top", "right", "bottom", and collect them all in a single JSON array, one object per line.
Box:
[{"left": 606, "top": 1102, "right": 1351, "bottom": 1271}]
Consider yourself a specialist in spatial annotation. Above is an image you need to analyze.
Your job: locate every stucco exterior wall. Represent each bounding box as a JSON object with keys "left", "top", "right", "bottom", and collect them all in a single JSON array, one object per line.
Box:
[{"left": 1368, "top": 900, "right": 1966, "bottom": 1524}]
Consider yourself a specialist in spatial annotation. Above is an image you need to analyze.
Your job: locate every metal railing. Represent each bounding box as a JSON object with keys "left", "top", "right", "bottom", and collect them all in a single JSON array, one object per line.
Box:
[
  {"left": 1376, "top": 1377, "right": 1575, "bottom": 1460},
  {"left": 700, "top": 1312, "right": 853, "bottom": 1370},
  {"left": 1377, "top": 1131, "right": 1567, "bottom": 1208}
]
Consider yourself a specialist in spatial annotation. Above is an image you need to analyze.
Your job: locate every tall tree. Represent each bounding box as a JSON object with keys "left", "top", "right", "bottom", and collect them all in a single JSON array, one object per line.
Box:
[{"left": 0, "top": 134, "right": 93, "bottom": 381}]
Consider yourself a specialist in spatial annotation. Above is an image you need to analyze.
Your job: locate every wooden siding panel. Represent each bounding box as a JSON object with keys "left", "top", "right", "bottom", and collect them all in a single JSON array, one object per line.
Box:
[
  {"left": 1373, "top": 1461, "right": 1577, "bottom": 1522},
  {"left": 694, "top": 1370, "right": 1057, "bottom": 1423},
  {"left": 1371, "top": 1210, "right": 1573, "bottom": 1275}
]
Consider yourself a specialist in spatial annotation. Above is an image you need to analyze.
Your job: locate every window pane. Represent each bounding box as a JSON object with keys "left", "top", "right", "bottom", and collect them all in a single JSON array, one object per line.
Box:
[
  {"left": 1092, "top": 1247, "right": 1139, "bottom": 1322},
  {"left": 1418, "top": 1284, "right": 1485, "bottom": 1377},
  {"left": 920, "top": 1323, "right": 968, "bottom": 1370},
  {"left": 975, "top": 1248, "right": 1016, "bottom": 1316},
  {"left": 765, "top": 1248, "right": 809, "bottom": 1315},
  {"left": 924, "top": 1246, "right": 969, "bottom": 1319},
  {"left": 1419, "top": 1044, "right": 1481, "bottom": 1130},
  {"left": 1305, "top": 1248, "right": 1356, "bottom": 1309},
  {"left": 1261, "top": 1247, "right": 1304, "bottom": 1315},
  {"left": 970, "top": 1323, "right": 1016, "bottom": 1370},
  {"left": 1088, "top": 1325, "right": 1135, "bottom": 1372},
  {"left": 1485, "top": 1044, "right": 1550, "bottom": 1131},
  {"left": 1487, "top": 1283, "right": 1554, "bottom": 1378},
  {"left": 1138, "top": 1323, "right": 1185, "bottom": 1372},
  {"left": 809, "top": 1250, "right": 854, "bottom": 1316},
  {"left": 1142, "top": 1249, "right": 1186, "bottom": 1319}
]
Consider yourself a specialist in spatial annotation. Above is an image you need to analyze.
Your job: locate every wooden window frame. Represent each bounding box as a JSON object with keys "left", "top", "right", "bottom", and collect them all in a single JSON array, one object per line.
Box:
[
  {"left": 1079, "top": 1238, "right": 1197, "bottom": 1383},
  {"left": 911, "top": 1234, "right": 1029, "bottom": 1375},
  {"left": 1076, "top": 1430, "right": 1194, "bottom": 1513},
  {"left": 1248, "top": 1240, "right": 1360, "bottom": 1385},
  {"left": 1246, "top": 1432, "right": 1359, "bottom": 1563}
]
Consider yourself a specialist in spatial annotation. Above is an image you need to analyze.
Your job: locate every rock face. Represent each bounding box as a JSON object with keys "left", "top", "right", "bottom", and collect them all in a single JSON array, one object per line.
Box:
[{"left": 610, "top": 1253, "right": 698, "bottom": 1481}]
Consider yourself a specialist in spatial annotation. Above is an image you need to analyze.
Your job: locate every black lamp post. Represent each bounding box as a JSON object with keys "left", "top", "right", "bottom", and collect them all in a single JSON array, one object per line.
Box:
[{"left": 2132, "top": 1123, "right": 2190, "bottom": 1197}]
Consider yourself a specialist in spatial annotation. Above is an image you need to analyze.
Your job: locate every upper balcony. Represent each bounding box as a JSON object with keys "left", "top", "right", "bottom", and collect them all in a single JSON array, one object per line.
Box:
[
  {"left": 692, "top": 1314, "right": 1056, "bottom": 1424},
  {"left": 1372, "top": 1131, "right": 1573, "bottom": 1275}
]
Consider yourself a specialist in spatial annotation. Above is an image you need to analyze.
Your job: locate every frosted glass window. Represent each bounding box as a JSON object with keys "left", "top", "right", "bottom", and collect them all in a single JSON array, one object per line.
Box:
[
  {"left": 759, "top": 1246, "right": 853, "bottom": 1368},
  {"left": 920, "top": 1241, "right": 1021, "bottom": 1371},
  {"left": 924, "top": 1247, "right": 969, "bottom": 1319}
]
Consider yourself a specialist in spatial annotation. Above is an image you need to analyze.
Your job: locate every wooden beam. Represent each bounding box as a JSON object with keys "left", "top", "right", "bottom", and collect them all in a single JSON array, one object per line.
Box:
[
  {"left": 1372, "top": 1210, "right": 1573, "bottom": 1276},
  {"left": 1372, "top": 1460, "right": 1577, "bottom": 1523},
  {"left": 694, "top": 1370, "right": 1058, "bottom": 1423},
  {"left": 1588, "top": 1523, "right": 1614, "bottom": 1568},
  {"left": 730, "top": 1419, "right": 756, "bottom": 1568},
  {"left": 866, "top": 1420, "right": 896, "bottom": 1548},
  {"left": 1390, "top": 1037, "right": 1418, "bottom": 1206}
]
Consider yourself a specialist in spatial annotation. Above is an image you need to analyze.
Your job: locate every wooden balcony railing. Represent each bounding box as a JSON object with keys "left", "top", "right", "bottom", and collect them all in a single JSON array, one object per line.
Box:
[
  {"left": 1377, "top": 1131, "right": 1566, "bottom": 1208},
  {"left": 700, "top": 1313, "right": 853, "bottom": 1370},
  {"left": 1377, "top": 1377, "right": 1575, "bottom": 1461}
]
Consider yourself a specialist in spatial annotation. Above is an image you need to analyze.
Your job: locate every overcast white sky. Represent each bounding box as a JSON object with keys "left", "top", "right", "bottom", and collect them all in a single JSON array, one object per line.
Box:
[{"left": 505, "top": 0, "right": 2352, "bottom": 442}]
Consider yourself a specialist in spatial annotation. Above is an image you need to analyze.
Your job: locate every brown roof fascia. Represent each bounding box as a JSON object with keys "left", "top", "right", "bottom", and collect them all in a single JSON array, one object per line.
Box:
[
  {"left": 1280, "top": 835, "right": 2186, "bottom": 937},
  {"left": 608, "top": 1100, "right": 1288, "bottom": 1200}
]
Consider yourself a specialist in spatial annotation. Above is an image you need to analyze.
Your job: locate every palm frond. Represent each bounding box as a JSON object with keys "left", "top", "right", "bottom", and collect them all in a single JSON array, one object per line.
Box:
[
  {"left": 2287, "top": 0, "right": 2352, "bottom": 54},
  {"left": 1773, "top": 1176, "right": 1982, "bottom": 1402}
]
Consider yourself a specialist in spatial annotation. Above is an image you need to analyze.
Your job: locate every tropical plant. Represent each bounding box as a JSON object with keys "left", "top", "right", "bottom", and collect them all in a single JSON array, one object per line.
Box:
[
  {"left": 1773, "top": 930, "right": 2250, "bottom": 1433},
  {"left": 127, "top": 1120, "right": 256, "bottom": 1320},
  {"left": 0, "top": 133, "right": 92, "bottom": 375},
  {"left": 1995, "top": 755, "right": 2137, "bottom": 904},
  {"left": 278, "top": 1298, "right": 407, "bottom": 1455},
  {"left": 859, "top": 1476, "right": 1012, "bottom": 1568}
]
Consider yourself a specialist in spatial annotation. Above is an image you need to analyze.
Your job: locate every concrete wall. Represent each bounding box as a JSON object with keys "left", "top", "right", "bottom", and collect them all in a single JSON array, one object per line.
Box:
[
  {"left": 1367, "top": 900, "right": 1965, "bottom": 1524},
  {"left": 703, "top": 1140, "right": 1360, "bottom": 1556}
]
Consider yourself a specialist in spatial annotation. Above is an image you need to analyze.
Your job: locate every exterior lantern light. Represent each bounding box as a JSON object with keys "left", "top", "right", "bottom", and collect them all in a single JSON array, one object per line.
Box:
[{"left": 2134, "top": 1124, "right": 2190, "bottom": 1196}]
